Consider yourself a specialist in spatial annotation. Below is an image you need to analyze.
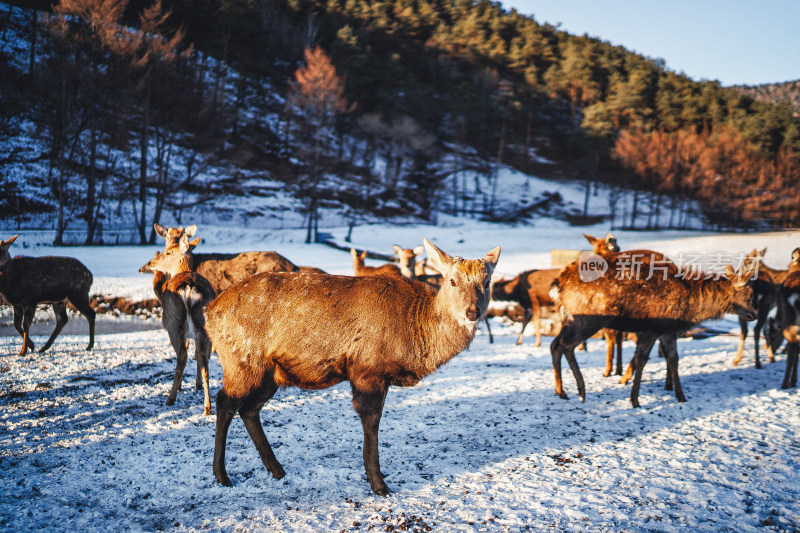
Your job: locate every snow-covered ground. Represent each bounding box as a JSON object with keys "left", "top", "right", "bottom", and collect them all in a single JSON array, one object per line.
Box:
[{"left": 1, "top": 221, "right": 800, "bottom": 532}]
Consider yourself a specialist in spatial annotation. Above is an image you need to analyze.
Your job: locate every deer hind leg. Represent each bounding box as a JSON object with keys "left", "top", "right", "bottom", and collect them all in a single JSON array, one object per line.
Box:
[
  {"left": 551, "top": 325, "right": 587, "bottom": 401},
  {"left": 484, "top": 317, "right": 493, "bottom": 344},
  {"left": 660, "top": 335, "right": 685, "bottom": 402},
  {"left": 214, "top": 388, "right": 242, "bottom": 486},
  {"left": 163, "top": 302, "right": 188, "bottom": 406},
  {"left": 630, "top": 332, "right": 658, "bottom": 408},
  {"left": 517, "top": 305, "right": 533, "bottom": 345},
  {"left": 352, "top": 383, "right": 390, "bottom": 496},
  {"left": 40, "top": 302, "right": 68, "bottom": 353},
  {"left": 733, "top": 315, "right": 748, "bottom": 366},
  {"left": 192, "top": 319, "right": 213, "bottom": 415},
  {"left": 69, "top": 292, "right": 96, "bottom": 351},
  {"left": 13, "top": 305, "right": 35, "bottom": 352}
]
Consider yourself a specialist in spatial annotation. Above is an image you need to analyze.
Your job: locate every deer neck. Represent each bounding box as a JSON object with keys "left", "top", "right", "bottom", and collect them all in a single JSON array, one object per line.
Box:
[
  {"left": 409, "top": 290, "right": 477, "bottom": 377},
  {"left": 685, "top": 277, "right": 734, "bottom": 323}
]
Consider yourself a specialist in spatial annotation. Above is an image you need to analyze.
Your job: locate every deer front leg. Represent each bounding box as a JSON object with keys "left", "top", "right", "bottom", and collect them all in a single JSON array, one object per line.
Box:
[
  {"left": 19, "top": 305, "right": 36, "bottom": 357},
  {"left": 352, "top": 383, "right": 389, "bottom": 496},
  {"left": 517, "top": 306, "right": 533, "bottom": 345},
  {"left": 12, "top": 305, "right": 35, "bottom": 352},
  {"left": 40, "top": 302, "right": 68, "bottom": 353},
  {"left": 603, "top": 329, "right": 614, "bottom": 377},
  {"left": 239, "top": 379, "right": 284, "bottom": 480},
  {"left": 733, "top": 315, "right": 748, "bottom": 366},
  {"left": 550, "top": 335, "right": 568, "bottom": 399},
  {"left": 615, "top": 330, "right": 624, "bottom": 375},
  {"left": 782, "top": 341, "right": 799, "bottom": 389},
  {"left": 165, "top": 323, "right": 188, "bottom": 406},
  {"left": 531, "top": 298, "right": 542, "bottom": 348}
]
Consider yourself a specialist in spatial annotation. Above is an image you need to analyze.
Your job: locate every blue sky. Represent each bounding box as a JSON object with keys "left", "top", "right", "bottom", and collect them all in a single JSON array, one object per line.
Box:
[{"left": 503, "top": 0, "right": 800, "bottom": 86}]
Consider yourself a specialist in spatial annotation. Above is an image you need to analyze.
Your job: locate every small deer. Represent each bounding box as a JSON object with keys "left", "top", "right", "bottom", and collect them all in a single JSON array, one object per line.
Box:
[
  {"left": 0, "top": 234, "right": 96, "bottom": 356},
  {"left": 393, "top": 244, "right": 425, "bottom": 278},
  {"left": 734, "top": 248, "right": 789, "bottom": 368},
  {"left": 550, "top": 250, "right": 756, "bottom": 407},
  {"left": 206, "top": 239, "right": 500, "bottom": 495},
  {"left": 141, "top": 233, "right": 216, "bottom": 415},
  {"left": 350, "top": 248, "right": 402, "bottom": 277}
]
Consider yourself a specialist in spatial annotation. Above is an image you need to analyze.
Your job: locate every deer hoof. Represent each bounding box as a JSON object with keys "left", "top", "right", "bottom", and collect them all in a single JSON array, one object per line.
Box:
[
  {"left": 215, "top": 472, "right": 232, "bottom": 487},
  {"left": 372, "top": 485, "right": 390, "bottom": 497},
  {"left": 204, "top": 407, "right": 212, "bottom": 416},
  {"left": 166, "top": 398, "right": 176, "bottom": 406},
  {"left": 557, "top": 391, "right": 569, "bottom": 400},
  {"left": 270, "top": 466, "right": 286, "bottom": 480}
]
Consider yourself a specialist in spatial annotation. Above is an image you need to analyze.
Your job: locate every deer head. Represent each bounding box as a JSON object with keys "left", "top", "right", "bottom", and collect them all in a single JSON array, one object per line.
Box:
[
  {"left": 154, "top": 223, "right": 197, "bottom": 250},
  {"left": 583, "top": 233, "right": 620, "bottom": 254},
  {"left": 0, "top": 234, "right": 19, "bottom": 266},
  {"left": 143, "top": 234, "right": 201, "bottom": 276},
  {"left": 425, "top": 239, "right": 500, "bottom": 327},
  {"left": 725, "top": 264, "right": 757, "bottom": 321}
]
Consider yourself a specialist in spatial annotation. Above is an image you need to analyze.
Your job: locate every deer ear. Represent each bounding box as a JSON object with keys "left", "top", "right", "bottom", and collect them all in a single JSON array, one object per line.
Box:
[
  {"left": 413, "top": 245, "right": 425, "bottom": 256},
  {"left": 423, "top": 239, "right": 452, "bottom": 272},
  {"left": 185, "top": 225, "right": 197, "bottom": 237},
  {"left": 759, "top": 247, "right": 767, "bottom": 257},
  {"left": 793, "top": 248, "right": 800, "bottom": 263},
  {"left": 583, "top": 234, "right": 598, "bottom": 246},
  {"left": 392, "top": 245, "right": 402, "bottom": 255},
  {"left": 2, "top": 234, "right": 18, "bottom": 246},
  {"left": 350, "top": 248, "right": 357, "bottom": 258},
  {"left": 484, "top": 245, "right": 501, "bottom": 267},
  {"left": 154, "top": 223, "right": 168, "bottom": 238},
  {"left": 188, "top": 236, "right": 201, "bottom": 251},
  {"left": 179, "top": 233, "right": 190, "bottom": 254}
]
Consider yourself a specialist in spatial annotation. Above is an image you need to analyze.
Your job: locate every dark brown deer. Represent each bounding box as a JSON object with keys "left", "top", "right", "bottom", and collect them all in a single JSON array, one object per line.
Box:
[
  {"left": 734, "top": 248, "right": 790, "bottom": 368},
  {"left": 0, "top": 234, "right": 96, "bottom": 356},
  {"left": 141, "top": 234, "right": 216, "bottom": 415},
  {"left": 141, "top": 224, "right": 300, "bottom": 295},
  {"left": 767, "top": 248, "right": 800, "bottom": 382},
  {"left": 350, "top": 248, "right": 402, "bottom": 277},
  {"left": 206, "top": 239, "right": 500, "bottom": 495},
  {"left": 550, "top": 250, "right": 756, "bottom": 407}
]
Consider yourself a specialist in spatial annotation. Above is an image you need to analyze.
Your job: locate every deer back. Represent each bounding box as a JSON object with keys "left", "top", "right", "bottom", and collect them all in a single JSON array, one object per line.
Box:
[
  {"left": 0, "top": 256, "right": 93, "bottom": 306},
  {"left": 554, "top": 250, "right": 751, "bottom": 329}
]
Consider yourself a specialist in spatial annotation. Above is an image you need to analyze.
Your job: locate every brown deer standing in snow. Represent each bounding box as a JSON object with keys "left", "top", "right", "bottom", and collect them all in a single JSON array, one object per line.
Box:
[
  {"left": 141, "top": 223, "right": 301, "bottom": 295},
  {"left": 490, "top": 233, "right": 621, "bottom": 372},
  {"left": 350, "top": 248, "right": 403, "bottom": 277},
  {"left": 550, "top": 250, "right": 756, "bottom": 407},
  {"left": 734, "top": 248, "right": 791, "bottom": 368},
  {"left": 206, "top": 239, "right": 500, "bottom": 495},
  {"left": 141, "top": 234, "right": 216, "bottom": 415},
  {"left": 0, "top": 234, "right": 95, "bottom": 356}
]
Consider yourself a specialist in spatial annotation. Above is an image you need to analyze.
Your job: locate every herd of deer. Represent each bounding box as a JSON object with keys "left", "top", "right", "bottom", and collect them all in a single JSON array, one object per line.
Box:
[{"left": 1, "top": 227, "right": 799, "bottom": 495}]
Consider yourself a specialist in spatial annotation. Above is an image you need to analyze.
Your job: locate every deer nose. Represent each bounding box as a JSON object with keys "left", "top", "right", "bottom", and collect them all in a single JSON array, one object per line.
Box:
[{"left": 466, "top": 306, "right": 478, "bottom": 322}]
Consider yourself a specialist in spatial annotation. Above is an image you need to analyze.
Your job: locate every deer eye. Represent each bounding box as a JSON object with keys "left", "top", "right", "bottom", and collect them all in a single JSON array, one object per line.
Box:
[{"left": 450, "top": 279, "right": 456, "bottom": 287}]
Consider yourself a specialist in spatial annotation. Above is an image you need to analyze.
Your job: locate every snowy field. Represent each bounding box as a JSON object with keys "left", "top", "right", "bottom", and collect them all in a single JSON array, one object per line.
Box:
[{"left": 1, "top": 221, "right": 800, "bottom": 532}]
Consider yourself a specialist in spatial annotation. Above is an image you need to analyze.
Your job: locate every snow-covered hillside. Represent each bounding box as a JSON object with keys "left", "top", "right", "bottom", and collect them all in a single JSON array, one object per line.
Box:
[{"left": 1, "top": 222, "right": 799, "bottom": 532}]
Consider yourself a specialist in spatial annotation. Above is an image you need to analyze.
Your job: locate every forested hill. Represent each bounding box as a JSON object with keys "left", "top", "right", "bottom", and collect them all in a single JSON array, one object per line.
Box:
[
  {"left": 1, "top": 0, "right": 799, "bottom": 245},
  {"left": 733, "top": 80, "right": 800, "bottom": 115}
]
